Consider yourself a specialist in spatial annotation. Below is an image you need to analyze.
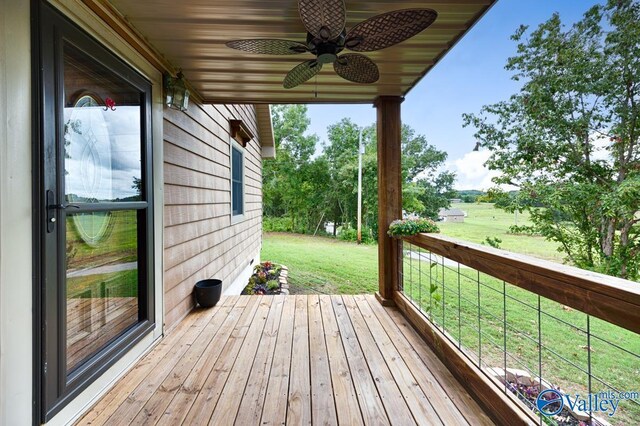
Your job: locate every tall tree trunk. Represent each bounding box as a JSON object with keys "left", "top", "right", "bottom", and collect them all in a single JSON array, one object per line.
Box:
[
  {"left": 601, "top": 218, "right": 616, "bottom": 258},
  {"left": 618, "top": 219, "right": 634, "bottom": 279}
]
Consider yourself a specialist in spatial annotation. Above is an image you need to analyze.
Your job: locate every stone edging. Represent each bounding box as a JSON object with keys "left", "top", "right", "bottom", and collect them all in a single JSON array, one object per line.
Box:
[{"left": 278, "top": 265, "right": 290, "bottom": 295}]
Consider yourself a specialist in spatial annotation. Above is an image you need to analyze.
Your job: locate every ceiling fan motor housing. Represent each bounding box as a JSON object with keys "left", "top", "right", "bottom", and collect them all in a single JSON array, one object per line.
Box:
[{"left": 307, "top": 30, "right": 345, "bottom": 64}]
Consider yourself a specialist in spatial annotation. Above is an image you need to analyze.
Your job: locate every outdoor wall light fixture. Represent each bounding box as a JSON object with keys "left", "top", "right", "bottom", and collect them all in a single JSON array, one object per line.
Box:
[{"left": 164, "top": 71, "right": 190, "bottom": 111}]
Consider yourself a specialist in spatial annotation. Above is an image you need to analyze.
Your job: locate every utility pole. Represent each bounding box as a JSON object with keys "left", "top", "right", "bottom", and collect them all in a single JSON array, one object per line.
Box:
[{"left": 357, "top": 128, "right": 364, "bottom": 244}]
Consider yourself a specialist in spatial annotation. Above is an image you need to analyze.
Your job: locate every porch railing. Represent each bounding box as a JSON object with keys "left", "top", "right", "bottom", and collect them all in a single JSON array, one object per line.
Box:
[{"left": 399, "top": 233, "right": 640, "bottom": 426}]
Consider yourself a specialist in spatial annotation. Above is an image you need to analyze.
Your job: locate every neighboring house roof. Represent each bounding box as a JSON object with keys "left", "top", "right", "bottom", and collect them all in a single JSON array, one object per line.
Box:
[{"left": 439, "top": 208, "right": 465, "bottom": 216}]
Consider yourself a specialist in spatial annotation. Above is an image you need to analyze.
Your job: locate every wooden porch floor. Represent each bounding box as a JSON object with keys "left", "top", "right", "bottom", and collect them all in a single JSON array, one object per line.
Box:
[{"left": 77, "top": 295, "right": 494, "bottom": 425}]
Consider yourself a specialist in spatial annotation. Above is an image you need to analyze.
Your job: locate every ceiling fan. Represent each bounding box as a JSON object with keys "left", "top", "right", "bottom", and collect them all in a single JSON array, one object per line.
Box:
[{"left": 225, "top": 0, "right": 437, "bottom": 89}]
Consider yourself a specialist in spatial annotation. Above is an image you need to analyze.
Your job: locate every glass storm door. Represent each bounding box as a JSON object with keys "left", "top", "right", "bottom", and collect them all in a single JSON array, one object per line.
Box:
[{"left": 37, "top": 2, "right": 154, "bottom": 420}]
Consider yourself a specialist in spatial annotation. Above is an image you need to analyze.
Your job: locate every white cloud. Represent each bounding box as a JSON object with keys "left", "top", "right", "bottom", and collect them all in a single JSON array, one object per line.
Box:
[
  {"left": 449, "top": 132, "right": 614, "bottom": 192},
  {"left": 448, "top": 150, "right": 501, "bottom": 190}
]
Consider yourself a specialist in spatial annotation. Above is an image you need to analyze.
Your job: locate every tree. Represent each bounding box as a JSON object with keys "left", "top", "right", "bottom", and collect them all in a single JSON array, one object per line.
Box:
[
  {"left": 264, "top": 109, "right": 455, "bottom": 237},
  {"left": 463, "top": 0, "right": 640, "bottom": 279},
  {"left": 131, "top": 176, "right": 142, "bottom": 196},
  {"left": 263, "top": 105, "right": 325, "bottom": 231},
  {"left": 322, "top": 119, "right": 454, "bottom": 237},
  {"left": 321, "top": 119, "right": 377, "bottom": 234},
  {"left": 400, "top": 126, "right": 456, "bottom": 218}
]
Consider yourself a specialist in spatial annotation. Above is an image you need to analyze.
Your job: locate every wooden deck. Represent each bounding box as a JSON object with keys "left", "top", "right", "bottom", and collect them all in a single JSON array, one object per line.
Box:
[{"left": 76, "top": 295, "right": 494, "bottom": 425}]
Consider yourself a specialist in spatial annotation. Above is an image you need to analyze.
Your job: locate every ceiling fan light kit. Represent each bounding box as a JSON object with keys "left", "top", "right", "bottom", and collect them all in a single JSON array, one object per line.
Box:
[{"left": 225, "top": 0, "right": 437, "bottom": 89}]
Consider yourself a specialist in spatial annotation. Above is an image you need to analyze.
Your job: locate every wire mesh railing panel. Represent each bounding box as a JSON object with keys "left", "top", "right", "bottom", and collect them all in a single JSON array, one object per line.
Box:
[{"left": 399, "top": 240, "right": 640, "bottom": 426}]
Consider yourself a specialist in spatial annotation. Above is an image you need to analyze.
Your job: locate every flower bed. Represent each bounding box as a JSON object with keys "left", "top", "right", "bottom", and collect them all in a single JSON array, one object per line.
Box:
[{"left": 242, "top": 261, "right": 289, "bottom": 295}]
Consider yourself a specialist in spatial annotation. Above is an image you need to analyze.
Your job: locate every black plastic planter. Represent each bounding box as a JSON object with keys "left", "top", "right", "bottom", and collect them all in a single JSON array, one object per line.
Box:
[{"left": 194, "top": 279, "right": 222, "bottom": 308}]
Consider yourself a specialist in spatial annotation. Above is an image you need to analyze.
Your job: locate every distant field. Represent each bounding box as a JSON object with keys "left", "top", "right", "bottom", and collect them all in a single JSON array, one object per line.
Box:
[{"left": 439, "top": 202, "right": 564, "bottom": 262}]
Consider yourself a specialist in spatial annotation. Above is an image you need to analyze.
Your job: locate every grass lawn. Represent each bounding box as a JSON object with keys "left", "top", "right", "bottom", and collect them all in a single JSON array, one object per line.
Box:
[
  {"left": 439, "top": 203, "right": 564, "bottom": 262},
  {"left": 261, "top": 232, "right": 378, "bottom": 294}
]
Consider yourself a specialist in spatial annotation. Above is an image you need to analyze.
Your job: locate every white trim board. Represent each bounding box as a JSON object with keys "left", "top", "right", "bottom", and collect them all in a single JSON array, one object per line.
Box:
[{"left": 224, "top": 249, "right": 261, "bottom": 296}]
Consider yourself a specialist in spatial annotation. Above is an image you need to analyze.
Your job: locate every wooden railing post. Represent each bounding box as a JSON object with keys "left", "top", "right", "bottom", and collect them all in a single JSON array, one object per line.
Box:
[{"left": 375, "top": 96, "right": 403, "bottom": 305}]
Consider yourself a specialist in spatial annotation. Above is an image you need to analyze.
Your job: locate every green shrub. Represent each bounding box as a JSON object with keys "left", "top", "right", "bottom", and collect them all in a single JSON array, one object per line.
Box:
[
  {"left": 338, "top": 225, "right": 376, "bottom": 244},
  {"left": 387, "top": 218, "right": 439, "bottom": 237},
  {"left": 266, "top": 280, "right": 280, "bottom": 291},
  {"left": 338, "top": 226, "right": 357, "bottom": 241},
  {"left": 263, "top": 216, "right": 294, "bottom": 232},
  {"left": 263, "top": 216, "right": 310, "bottom": 234}
]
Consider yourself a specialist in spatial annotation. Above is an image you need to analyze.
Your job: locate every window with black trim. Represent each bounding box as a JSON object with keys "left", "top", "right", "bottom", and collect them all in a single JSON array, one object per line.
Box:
[{"left": 231, "top": 142, "right": 245, "bottom": 218}]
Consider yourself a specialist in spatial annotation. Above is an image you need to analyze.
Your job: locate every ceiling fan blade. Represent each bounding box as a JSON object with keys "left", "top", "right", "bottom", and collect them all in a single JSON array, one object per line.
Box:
[
  {"left": 225, "top": 39, "right": 309, "bottom": 55},
  {"left": 333, "top": 54, "right": 379, "bottom": 84},
  {"left": 298, "top": 0, "right": 346, "bottom": 41},
  {"left": 283, "top": 60, "right": 323, "bottom": 89},
  {"left": 345, "top": 9, "right": 437, "bottom": 52}
]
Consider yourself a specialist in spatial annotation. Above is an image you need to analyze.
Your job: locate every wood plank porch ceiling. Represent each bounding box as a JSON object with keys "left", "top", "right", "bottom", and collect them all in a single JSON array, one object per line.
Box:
[
  {"left": 107, "top": 0, "right": 495, "bottom": 104},
  {"left": 76, "top": 295, "right": 494, "bottom": 425}
]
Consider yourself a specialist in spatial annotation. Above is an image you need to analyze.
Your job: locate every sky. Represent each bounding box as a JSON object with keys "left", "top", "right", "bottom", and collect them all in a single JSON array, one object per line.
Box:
[{"left": 304, "top": 0, "right": 603, "bottom": 190}]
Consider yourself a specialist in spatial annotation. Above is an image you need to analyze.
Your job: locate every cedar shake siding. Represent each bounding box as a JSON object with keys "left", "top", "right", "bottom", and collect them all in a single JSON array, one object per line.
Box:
[{"left": 163, "top": 102, "right": 263, "bottom": 329}]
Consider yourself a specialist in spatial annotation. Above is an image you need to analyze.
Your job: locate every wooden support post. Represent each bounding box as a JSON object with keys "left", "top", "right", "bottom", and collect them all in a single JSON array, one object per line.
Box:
[{"left": 375, "top": 96, "right": 403, "bottom": 305}]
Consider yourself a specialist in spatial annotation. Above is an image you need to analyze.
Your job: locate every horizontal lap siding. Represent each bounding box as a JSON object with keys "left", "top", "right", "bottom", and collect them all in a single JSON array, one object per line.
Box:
[{"left": 163, "top": 102, "right": 263, "bottom": 330}]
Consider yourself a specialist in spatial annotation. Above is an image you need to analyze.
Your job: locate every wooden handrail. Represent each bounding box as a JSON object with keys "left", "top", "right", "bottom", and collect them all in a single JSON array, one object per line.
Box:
[{"left": 403, "top": 233, "right": 640, "bottom": 335}]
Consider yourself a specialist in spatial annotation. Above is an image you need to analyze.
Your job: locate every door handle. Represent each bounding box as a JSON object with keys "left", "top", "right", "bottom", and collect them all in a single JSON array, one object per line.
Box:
[
  {"left": 53, "top": 203, "right": 80, "bottom": 210},
  {"left": 46, "top": 190, "right": 56, "bottom": 232},
  {"left": 46, "top": 190, "right": 81, "bottom": 233}
]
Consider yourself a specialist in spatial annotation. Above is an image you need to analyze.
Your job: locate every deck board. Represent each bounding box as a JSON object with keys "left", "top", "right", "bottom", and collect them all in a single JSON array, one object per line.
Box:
[
  {"left": 76, "top": 295, "right": 494, "bottom": 425},
  {"left": 382, "top": 299, "right": 494, "bottom": 426},
  {"left": 308, "top": 295, "right": 338, "bottom": 425},
  {"left": 319, "top": 295, "right": 364, "bottom": 426},
  {"left": 234, "top": 296, "right": 284, "bottom": 425},
  {"left": 209, "top": 297, "right": 274, "bottom": 425},
  {"left": 182, "top": 296, "right": 264, "bottom": 424},
  {"left": 362, "top": 295, "right": 474, "bottom": 426},
  {"left": 352, "top": 295, "right": 442, "bottom": 426},
  {"left": 340, "top": 295, "right": 418, "bottom": 425},
  {"left": 130, "top": 296, "right": 239, "bottom": 425},
  {"left": 156, "top": 296, "right": 250, "bottom": 425},
  {"left": 287, "top": 295, "right": 312, "bottom": 425},
  {"left": 260, "top": 295, "right": 296, "bottom": 425}
]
